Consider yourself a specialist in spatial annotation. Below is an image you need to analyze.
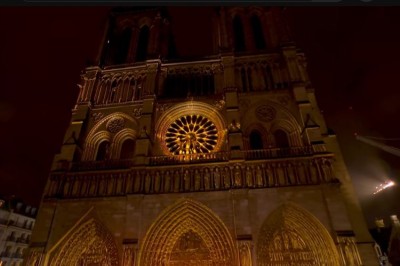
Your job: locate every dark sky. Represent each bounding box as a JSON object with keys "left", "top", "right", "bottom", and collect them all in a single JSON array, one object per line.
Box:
[{"left": 0, "top": 7, "right": 399, "bottom": 228}]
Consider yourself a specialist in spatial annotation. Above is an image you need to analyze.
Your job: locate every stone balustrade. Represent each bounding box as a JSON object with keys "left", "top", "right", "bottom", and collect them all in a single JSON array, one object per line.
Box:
[{"left": 45, "top": 155, "right": 337, "bottom": 199}]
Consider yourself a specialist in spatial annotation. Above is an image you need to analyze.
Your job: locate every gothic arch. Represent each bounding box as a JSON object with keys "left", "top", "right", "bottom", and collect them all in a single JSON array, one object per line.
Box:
[
  {"left": 241, "top": 100, "right": 303, "bottom": 147},
  {"left": 232, "top": 15, "right": 246, "bottom": 52},
  {"left": 270, "top": 119, "right": 302, "bottom": 147},
  {"left": 83, "top": 131, "right": 111, "bottom": 160},
  {"left": 51, "top": 218, "right": 119, "bottom": 266},
  {"left": 83, "top": 112, "right": 139, "bottom": 160},
  {"left": 244, "top": 123, "right": 269, "bottom": 150},
  {"left": 111, "top": 128, "right": 137, "bottom": 159},
  {"left": 256, "top": 203, "right": 340, "bottom": 266},
  {"left": 138, "top": 199, "right": 238, "bottom": 266}
]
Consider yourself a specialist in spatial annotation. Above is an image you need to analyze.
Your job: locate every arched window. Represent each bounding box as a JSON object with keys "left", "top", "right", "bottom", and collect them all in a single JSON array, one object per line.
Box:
[
  {"left": 109, "top": 80, "right": 118, "bottom": 103},
  {"left": 233, "top": 16, "right": 245, "bottom": 52},
  {"left": 274, "top": 129, "right": 290, "bottom": 148},
  {"left": 251, "top": 15, "right": 266, "bottom": 50},
  {"left": 136, "top": 25, "right": 150, "bottom": 62},
  {"left": 249, "top": 130, "right": 264, "bottom": 150},
  {"left": 96, "top": 141, "right": 110, "bottom": 161},
  {"left": 120, "top": 139, "right": 135, "bottom": 159},
  {"left": 115, "top": 27, "right": 132, "bottom": 64}
]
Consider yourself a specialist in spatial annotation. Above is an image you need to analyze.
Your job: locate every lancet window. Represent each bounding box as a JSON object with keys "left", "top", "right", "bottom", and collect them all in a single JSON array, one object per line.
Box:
[
  {"left": 233, "top": 15, "right": 246, "bottom": 52},
  {"left": 162, "top": 73, "right": 215, "bottom": 99},
  {"left": 95, "top": 141, "right": 110, "bottom": 161},
  {"left": 136, "top": 25, "right": 150, "bottom": 62},
  {"left": 251, "top": 15, "right": 266, "bottom": 50}
]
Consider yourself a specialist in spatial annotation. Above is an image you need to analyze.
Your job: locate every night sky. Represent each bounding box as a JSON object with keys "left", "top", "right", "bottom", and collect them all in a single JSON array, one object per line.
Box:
[{"left": 0, "top": 7, "right": 399, "bottom": 228}]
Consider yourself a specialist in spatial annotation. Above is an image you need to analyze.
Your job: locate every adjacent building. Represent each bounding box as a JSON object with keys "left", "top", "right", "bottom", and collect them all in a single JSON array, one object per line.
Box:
[
  {"left": 25, "top": 7, "right": 379, "bottom": 265},
  {"left": 0, "top": 198, "right": 36, "bottom": 266}
]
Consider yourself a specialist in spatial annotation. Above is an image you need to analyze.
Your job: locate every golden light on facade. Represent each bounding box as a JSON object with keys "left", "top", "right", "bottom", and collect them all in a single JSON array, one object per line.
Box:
[
  {"left": 166, "top": 115, "right": 218, "bottom": 155},
  {"left": 156, "top": 101, "right": 227, "bottom": 156}
]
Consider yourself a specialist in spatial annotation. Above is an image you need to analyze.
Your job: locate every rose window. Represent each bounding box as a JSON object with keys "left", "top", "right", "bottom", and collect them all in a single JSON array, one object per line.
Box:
[{"left": 166, "top": 115, "right": 218, "bottom": 155}]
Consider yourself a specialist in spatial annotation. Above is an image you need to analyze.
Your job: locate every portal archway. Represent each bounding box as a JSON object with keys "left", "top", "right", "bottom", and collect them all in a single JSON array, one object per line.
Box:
[
  {"left": 256, "top": 203, "right": 340, "bottom": 266},
  {"left": 138, "top": 199, "right": 238, "bottom": 265},
  {"left": 51, "top": 218, "right": 119, "bottom": 266}
]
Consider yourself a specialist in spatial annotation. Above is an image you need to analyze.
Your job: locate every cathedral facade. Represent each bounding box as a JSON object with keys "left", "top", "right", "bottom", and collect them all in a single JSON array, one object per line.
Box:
[{"left": 25, "top": 7, "right": 378, "bottom": 265}]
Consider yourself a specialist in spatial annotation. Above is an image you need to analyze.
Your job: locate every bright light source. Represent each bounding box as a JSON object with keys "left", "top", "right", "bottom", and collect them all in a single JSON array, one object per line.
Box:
[{"left": 373, "top": 180, "right": 395, "bottom": 195}]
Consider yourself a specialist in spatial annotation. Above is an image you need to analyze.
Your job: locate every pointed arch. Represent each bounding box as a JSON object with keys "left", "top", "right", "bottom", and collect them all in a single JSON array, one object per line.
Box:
[
  {"left": 250, "top": 14, "right": 266, "bottom": 50},
  {"left": 95, "top": 139, "right": 110, "bottom": 161},
  {"left": 136, "top": 25, "right": 150, "bottom": 62},
  {"left": 111, "top": 128, "right": 137, "bottom": 159},
  {"left": 51, "top": 218, "right": 119, "bottom": 266},
  {"left": 138, "top": 199, "right": 238, "bottom": 265},
  {"left": 83, "top": 112, "right": 139, "bottom": 160},
  {"left": 273, "top": 128, "right": 290, "bottom": 148},
  {"left": 249, "top": 130, "right": 264, "bottom": 150},
  {"left": 115, "top": 27, "right": 132, "bottom": 64},
  {"left": 256, "top": 203, "right": 340, "bottom": 265}
]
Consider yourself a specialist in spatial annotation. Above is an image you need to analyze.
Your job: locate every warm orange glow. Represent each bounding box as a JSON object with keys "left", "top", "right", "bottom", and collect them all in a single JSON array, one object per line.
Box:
[{"left": 373, "top": 180, "right": 395, "bottom": 195}]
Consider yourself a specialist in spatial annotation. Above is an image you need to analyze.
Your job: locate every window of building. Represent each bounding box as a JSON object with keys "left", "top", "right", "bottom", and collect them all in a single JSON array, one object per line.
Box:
[
  {"left": 136, "top": 25, "right": 150, "bottom": 62},
  {"left": 251, "top": 15, "right": 266, "bottom": 50},
  {"left": 249, "top": 130, "right": 264, "bottom": 150},
  {"left": 233, "top": 16, "right": 245, "bottom": 52},
  {"left": 120, "top": 139, "right": 135, "bottom": 159},
  {"left": 274, "top": 129, "right": 290, "bottom": 148},
  {"left": 112, "top": 27, "right": 132, "bottom": 65},
  {"left": 96, "top": 141, "right": 110, "bottom": 161}
]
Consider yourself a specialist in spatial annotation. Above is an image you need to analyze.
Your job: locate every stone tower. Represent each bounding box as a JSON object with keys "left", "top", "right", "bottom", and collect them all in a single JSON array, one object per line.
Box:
[{"left": 25, "top": 7, "right": 378, "bottom": 266}]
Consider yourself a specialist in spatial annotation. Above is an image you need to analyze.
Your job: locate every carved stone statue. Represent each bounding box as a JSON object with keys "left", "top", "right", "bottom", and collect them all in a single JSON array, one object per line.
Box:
[
  {"left": 245, "top": 167, "right": 253, "bottom": 187},
  {"left": 184, "top": 170, "right": 191, "bottom": 191},
  {"left": 204, "top": 169, "right": 211, "bottom": 190},
  {"left": 234, "top": 166, "right": 242, "bottom": 187},
  {"left": 214, "top": 168, "right": 221, "bottom": 189},
  {"left": 164, "top": 171, "right": 171, "bottom": 192},
  {"left": 239, "top": 241, "right": 252, "bottom": 266}
]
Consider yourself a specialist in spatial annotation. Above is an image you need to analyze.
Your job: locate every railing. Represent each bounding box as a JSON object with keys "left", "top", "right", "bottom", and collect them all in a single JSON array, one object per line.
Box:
[
  {"left": 45, "top": 155, "right": 337, "bottom": 200},
  {"left": 64, "top": 146, "right": 327, "bottom": 170},
  {"left": 149, "top": 152, "right": 230, "bottom": 166},
  {"left": 71, "top": 159, "right": 136, "bottom": 171},
  {"left": 243, "top": 146, "right": 314, "bottom": 160}
]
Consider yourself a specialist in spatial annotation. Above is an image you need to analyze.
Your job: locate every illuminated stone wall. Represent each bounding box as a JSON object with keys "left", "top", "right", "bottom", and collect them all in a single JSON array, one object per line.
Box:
[{"left": 25, "top": 7, "right": 378, "bottom": 266}]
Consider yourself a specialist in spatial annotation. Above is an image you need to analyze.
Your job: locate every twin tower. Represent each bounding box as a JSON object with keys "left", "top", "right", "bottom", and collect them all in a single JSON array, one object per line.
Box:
[{"left": 25, "top": 7, "right": 378, "bottom": 266}]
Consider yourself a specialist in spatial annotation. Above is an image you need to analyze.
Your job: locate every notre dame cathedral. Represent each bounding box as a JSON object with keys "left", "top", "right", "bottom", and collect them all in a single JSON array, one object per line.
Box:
[{"left": 25, "top": 7, "right": 379, "bottom": 266}]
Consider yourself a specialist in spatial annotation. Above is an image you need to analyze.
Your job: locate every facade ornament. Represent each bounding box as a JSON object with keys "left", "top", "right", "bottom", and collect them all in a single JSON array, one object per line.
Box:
[
  {"left": 238, "top": 240, "right": 252, "bottom": 266},
  {"left": 156, "top": 104, "right": 170, "bottom": 113},
  {"left": 139, "top": 126, "right": 150, "bottom": 139},
  {"left": 133, "top": 107, "right": 142, "bottom": 118},
  {"left": 106, "top": 117, "right": 125, "bottom": 133},
  {"left": 255, "top": 105, "right": 276, "bottom": 122},
  {"left": 228, "top": 119, "right": 241, "bottom": 133},
  {"left": 91, "top": 112, "right": 104, "bottom": 122},
  {"left": 214, "top": 99, "right": 226, "bottom": 111},
  {"left": 211, "top": 63, "right": 224, "bottom": 73},
  {"left": 277, "top": 95, "right": 291, "bottom": 106}
]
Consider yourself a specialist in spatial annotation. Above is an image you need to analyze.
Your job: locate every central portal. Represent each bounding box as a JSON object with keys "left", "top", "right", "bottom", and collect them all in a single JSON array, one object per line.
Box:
[
  {"left": 138, "top": 199, "right": 238, "bottom": 266},
  {"left": 167, "top": 230, "right": 213, "bottom": 265}
]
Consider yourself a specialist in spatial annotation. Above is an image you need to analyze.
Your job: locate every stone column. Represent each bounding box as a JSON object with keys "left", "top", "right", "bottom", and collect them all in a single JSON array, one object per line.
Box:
[
  {"left": 122, "top": 240, "right": 138, "bottom": 266},
  {"left": 237, "top": 237, "right": 253, "bottom": 266}
]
